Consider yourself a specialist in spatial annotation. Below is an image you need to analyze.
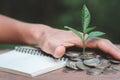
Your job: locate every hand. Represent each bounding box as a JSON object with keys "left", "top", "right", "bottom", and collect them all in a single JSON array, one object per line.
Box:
[
  {"left": 31, "top": 24, "right": 120, "bottom": 60},
  {"left": 86, "top": 38, "right": 120, "bottom": 59},
  {"left": 1, "top": 15, "right": 119, "bottom": 59}
]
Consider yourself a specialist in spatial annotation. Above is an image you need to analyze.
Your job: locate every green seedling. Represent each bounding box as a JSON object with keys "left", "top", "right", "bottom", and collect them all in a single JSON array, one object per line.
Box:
[{"left": 64, "top": 4, "right": 105, "bottom": 58}]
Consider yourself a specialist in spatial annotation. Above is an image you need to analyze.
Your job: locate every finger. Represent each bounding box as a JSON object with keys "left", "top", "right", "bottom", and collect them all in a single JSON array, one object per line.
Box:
[
  {"left": 86, "top": 38, "right": 120, "bottom": 60},
  {"left": 53, "top": 46, "right": 66, "bottom": 58},
  {"left": 53, "top": 42, "right": 76, "bottom": 58}
]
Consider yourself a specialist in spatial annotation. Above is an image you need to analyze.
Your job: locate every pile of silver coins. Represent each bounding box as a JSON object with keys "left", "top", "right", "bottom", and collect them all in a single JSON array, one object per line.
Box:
[{"left": 63, "top": 47, "right": 120, "bottom": 75}]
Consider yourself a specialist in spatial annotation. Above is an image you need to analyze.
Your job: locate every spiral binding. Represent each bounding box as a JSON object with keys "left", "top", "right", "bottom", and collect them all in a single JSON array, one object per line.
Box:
[
  {"left": 15, "top": 46, "right": 68, "bottom": 62},
  {"left": 15, "top": 46, "right": 43, "bottom": 55}
]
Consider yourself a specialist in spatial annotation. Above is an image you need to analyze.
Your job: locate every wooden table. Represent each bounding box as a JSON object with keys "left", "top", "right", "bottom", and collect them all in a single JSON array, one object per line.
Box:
[{"left": 0, "top": 46, "right": 120, "bottom": 80}]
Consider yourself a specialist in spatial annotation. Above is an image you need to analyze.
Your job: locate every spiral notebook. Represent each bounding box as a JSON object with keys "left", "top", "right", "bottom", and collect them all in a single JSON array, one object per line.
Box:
[{"left": 0, "top": 46, "right": 68, "bottom": 77}]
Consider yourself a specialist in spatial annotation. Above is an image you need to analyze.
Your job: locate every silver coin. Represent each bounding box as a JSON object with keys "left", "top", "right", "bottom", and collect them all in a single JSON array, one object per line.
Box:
[
  {"left": 80, "top": 53, "right": 96, "bottom": 60},
  {"left": 86, "top": 51, "right": 95, "bottom": 55},
  {"left": 76, "top": 60, "right": 89, "bottom": 70},
  {"left": 86, "top": 68, "right": 103, "bottom": 75},
  {"left": 83, "top": 58, "right": 101, "bottom": 67},
  {"left": 111, "top": 64, "right": 120, "bottom": 71},
  {"left": 65, "top": 51, "right": 81, "bottom": 58},
  {"left": 66, "top": 61, "right": 78, "bottom": 70},
  {"left": 110, "top": 59, "right": 120, "bottom": 64},
  {"left": 64, "top": 49, "right": 120, "bottom": 75},
  {"left": 96, "top": 54, "right": 101, "bottom": 58},
  {"left": 70, "top": 56, "right": 82, "bottom": 61},
  {"left": 96, "top": 59, "right": 110, "bottom": 69},
  {"left": 85, "top": 54, "right": 96, "bottom": 59},
  {"left": 103, "top": 67, "right": 117, "bottom": 74}
]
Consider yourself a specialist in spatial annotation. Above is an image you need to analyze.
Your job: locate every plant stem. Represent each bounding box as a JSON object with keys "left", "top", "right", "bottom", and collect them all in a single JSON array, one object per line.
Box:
[{"left": 82, "top": 33, "right": 86, "bottom": 58}]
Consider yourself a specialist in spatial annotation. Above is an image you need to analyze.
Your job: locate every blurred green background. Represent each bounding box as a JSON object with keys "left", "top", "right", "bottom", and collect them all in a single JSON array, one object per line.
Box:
[{"left": 0, "top": 0, "right": 120, "bottom": 49}]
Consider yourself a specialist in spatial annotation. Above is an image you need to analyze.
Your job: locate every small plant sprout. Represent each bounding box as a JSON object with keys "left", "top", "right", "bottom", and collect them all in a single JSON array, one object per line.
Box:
[{"left": 64, "top": 4, "right": 105, "bottom": 58}]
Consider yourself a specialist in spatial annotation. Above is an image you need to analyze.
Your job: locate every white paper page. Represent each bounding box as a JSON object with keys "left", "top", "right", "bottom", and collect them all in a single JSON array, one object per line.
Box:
[{"left": 0, "top": 50, "right": 66, "bottom": 76}]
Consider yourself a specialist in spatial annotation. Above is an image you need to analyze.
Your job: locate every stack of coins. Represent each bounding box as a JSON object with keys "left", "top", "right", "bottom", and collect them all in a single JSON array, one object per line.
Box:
[
  {"left": 65, "top": 51, "right": 82, "bottom": 62},
  {"left": 63, "top": 48, "right": 120, "bottom": 75}
]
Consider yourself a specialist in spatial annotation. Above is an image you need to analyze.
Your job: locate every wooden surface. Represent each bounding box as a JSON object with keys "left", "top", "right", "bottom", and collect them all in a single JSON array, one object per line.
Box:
[{"left": 0, "top": 45, "right": 120, "bottom": 80}]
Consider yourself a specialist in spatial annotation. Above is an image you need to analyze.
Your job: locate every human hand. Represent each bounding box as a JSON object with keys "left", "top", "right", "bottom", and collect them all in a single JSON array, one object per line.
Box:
[
  {"left": 28, "top": 24, "right": 120, "bottom": 60},
  {"left": 1, "top": 15, "right": 119, "bottom": 59}
]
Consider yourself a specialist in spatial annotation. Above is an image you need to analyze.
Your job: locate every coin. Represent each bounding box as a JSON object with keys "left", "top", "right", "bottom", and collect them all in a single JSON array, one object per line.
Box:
[
  {"left": 86, "top": 51, "right": 96, "bottom": 56},
  {"left": 111, "top": 64, "right": 120, "bottom": 71},
  {"left": 65, "top": 51, "right": 81, "bottom": 58},
  {"left": 76, "top": 60, "right": 90, "bottom": 70},
  {"left": 85, "top": 54, "right": 96, "bottom": 59},
  {"left": 70, "top": 56, "right": 82, "bottom": 61},
  {"left": 83, "top": 58, "right": 101, "bottom": 67},
  {"left": 86, "top": 68, "right": 103, "bottom": 75},
  {"left": 103, "top": 67, "right": 117, "bottom": 74},
  {"left": 110, "top": 59, "right": 120, "bottom": 64},
  {"left": 96, "top": 59, "right": 110, "bottom": 69},
  {"left": 80, "top": 52, "right": 96, "bottom": 60},
  {"left": 63, "top": 48, "right": 120, "bottom": 75},
  {"left": 81, "top": 54, "right": 96, "bottom": 60},
  {"left": 66, "top": 61, "right": 78, "bottom": 70}
]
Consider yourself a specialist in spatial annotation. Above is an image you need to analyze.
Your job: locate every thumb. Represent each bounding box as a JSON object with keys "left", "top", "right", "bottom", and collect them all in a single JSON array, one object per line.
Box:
[{"left": 53, "top": 46, "right": 66, "bottom": 58}]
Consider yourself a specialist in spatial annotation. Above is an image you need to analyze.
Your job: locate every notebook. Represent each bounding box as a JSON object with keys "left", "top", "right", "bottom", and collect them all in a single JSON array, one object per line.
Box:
[{"left": 0, "top": 46, "right": 68, "bottom": 77}]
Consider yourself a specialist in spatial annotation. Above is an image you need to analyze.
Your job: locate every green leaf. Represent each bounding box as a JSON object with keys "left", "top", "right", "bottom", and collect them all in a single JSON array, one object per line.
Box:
[
  {"left": 64, "top": 26, "right": 83, "bottom": 39},
  {"left": 87, "top": 31, "right": 105, "bottom": 40},
  {"left": 82, "top": 4, "right": 91, "bottom": 32},
  {"left": 85, "top": 27, "right": 96, "bottom": 33}
]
